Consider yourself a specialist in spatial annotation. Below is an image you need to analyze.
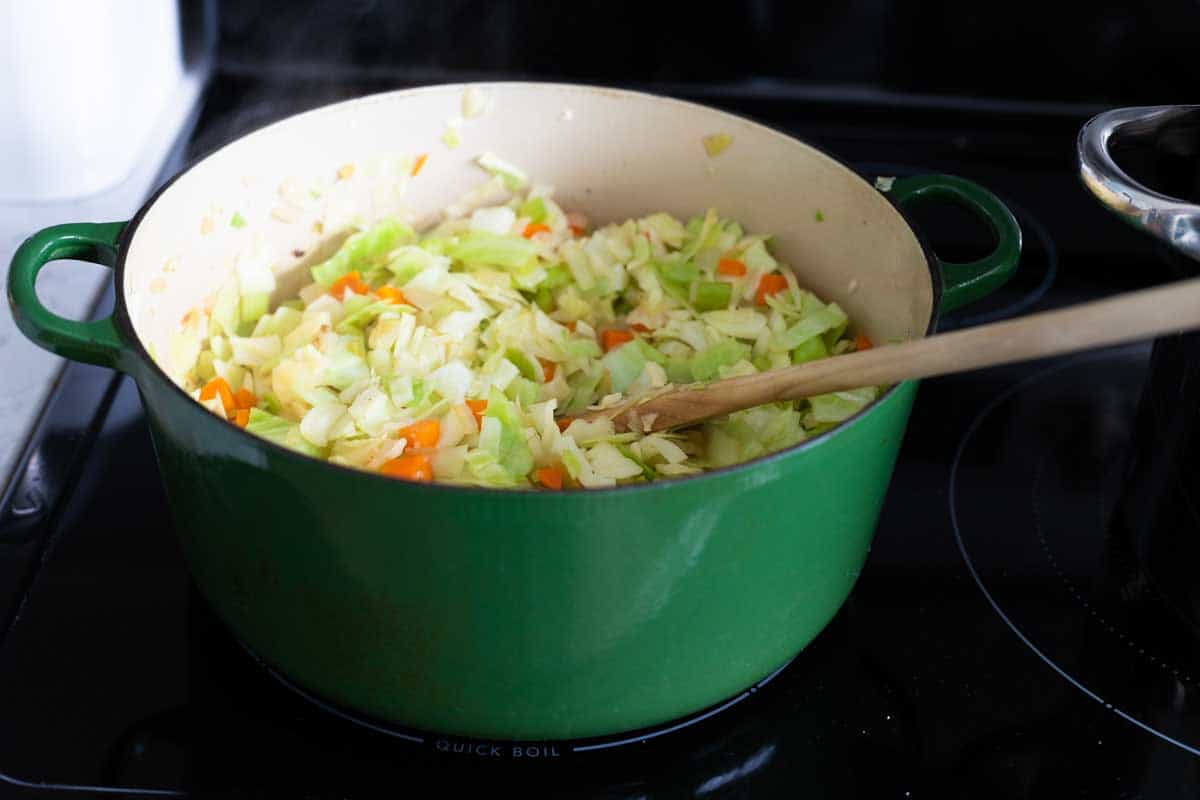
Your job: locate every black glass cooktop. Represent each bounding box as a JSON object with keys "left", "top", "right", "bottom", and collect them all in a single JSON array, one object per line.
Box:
[{"left": 2, "top": 71, "right": 1198, "bottom": 798}]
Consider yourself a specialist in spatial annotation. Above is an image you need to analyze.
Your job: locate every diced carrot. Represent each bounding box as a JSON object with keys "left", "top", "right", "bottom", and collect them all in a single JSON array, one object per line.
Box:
[
  {"left": 565, "top": 321, "right": 577, "bottom": 332},
  {"left": 535, "top": 466, "right": 564, "bottom": 490},
  {"left": 717, "top": 258, "right": 747, "bottom": 277},
  {"left": 233, "top": 387, "right": 257, "bottom": 410},
  {"left": 375, "top": 285, "right": 408, "bottom": 305},
  {"left": 381, "top": 454, "right": 434, "bottom": 482},
  {"left": 411, "top": 153, "right": 428, "bottom": 176},
  {"left": 630, "top": 322, "right": 651, "bottom": 333},
  {"left": 755, "top": 273, "right": 789, "bottom": 306},
  {"left": 538, "top": 357, "right": 556, "bottom": 382},
  {"left": 569, "top": 224, "right": 586, "bottom": 237},
  {"left": 200, "top": 376, "right": 236, "bottom": 416},
  {"left": 465, "top": 399, "right": 487, "bottom": 428},
  {"left": 556, "top": 418, "right": 572, "bottom": 432},
  {"left": 601, "top": 329, "right": 635, "bottom": 352},
  {"left": 329, "top": 270, "right": 370, "bottom": 299},
  {"left": 855, "top": 333, "right": 873, "bottom": 351},
  {"left": 523, "top": 223, "right": 551, "bottom": 239},
  {"left": 396, "top": 418, "right": 441, "bottom": 449},
  {"left": 235, "top": 408, "right": 250, "bottom": 428}
]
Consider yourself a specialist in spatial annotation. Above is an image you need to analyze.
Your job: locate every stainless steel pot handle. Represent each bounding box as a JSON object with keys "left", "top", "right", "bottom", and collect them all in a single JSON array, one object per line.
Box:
[{"left": 1078, "top": 105, "right": 1200, "bottom": 261}]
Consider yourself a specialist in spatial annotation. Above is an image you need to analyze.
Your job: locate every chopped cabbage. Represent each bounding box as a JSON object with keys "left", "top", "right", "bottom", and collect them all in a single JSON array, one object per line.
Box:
[{"left": 177, "top": 166, "right": 880, "bottom": 488}]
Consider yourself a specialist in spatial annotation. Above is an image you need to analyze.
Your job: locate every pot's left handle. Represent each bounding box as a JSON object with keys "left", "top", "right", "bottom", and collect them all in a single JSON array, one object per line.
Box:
[{"left": 7, "top": 222, "right": 129, "bottom": 370}]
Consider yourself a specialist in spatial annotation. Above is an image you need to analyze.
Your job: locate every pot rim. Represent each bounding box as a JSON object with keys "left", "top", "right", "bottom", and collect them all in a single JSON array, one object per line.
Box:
[{"left": 112, "top": 81, "right": 943, "bottom": 497}]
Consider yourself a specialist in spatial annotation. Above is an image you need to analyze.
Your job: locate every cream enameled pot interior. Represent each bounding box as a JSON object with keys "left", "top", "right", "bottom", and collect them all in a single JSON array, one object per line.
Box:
[{"left": 122, "top": 83, "right": 932, "bottom": 378}]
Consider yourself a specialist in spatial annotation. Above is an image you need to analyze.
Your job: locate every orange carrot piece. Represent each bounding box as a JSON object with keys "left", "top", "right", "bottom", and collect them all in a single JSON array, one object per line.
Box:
[
  {"left": 375, "top": 285, "right": 408, "bottom": 305},
  {"left": 538, "top": 357, "right": 556, "bottom": 382},
  {"left": 556, "top": 418, "right": 572, "bottom": 432},
  {"left": 565, "top": 321, "right": 577, "bottom": 332},
  {"left": 234, "top": 388, "right": 256, "bottom": 410},
  {"left": 601, "top": 329, "right": 635, "bottom": 352},
  {"left": 381, "top": 454, "right": 433, "bottom": 482},
  {"left": 329, "top": 270, "right": 370, "bottom": 299},
  {"left": 855, "top": 333, "right": 873, "bottom": 351},
  {"left": 235, "top": 408, "right": 250, "bottom": 428},
  {"left": 568, "top": 224, "right": 586, "bottom": 237},
  {"left": 535, "top": 466, "right": 564, "bottom": 490},
  {"left": 200, "top": 376, "right": 235, "bottom": 417},
  {"left": 396, "top": 418, "right": 441, "bottom": 449},
  {"left": 717, "top": 258, "right": 747, "bottom": 276},
  {"left": 411, "top": 153, "right": 428, "bottom": 176},
  {"left": 522, "top": 223, "right": 551, "bottom": 239},
  {"left": 465, "top": 399, "right": 487, "bottom": 428},
  {"left": 755, "top": 273, "right": 789, "bottom": 306},
  {"left": 630, "top": 323, "right": 651, "bottom": 333}
]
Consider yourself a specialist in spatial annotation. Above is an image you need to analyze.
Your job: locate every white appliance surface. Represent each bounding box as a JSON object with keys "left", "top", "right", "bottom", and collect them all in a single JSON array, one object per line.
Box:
[{"left": 0, "top": 0, "right": 209, "bottom": 491}]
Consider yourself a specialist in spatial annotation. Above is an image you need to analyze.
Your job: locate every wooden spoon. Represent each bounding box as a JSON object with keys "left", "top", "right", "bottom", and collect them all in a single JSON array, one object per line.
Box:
[{"left": 572, "top": 277, "right": 1200, "bottom": 434}]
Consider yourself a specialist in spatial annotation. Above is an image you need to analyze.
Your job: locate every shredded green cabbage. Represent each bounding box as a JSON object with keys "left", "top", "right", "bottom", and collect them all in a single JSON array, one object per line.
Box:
[{"left": 178, "top": 166, "right": 881, "bottom": 488}]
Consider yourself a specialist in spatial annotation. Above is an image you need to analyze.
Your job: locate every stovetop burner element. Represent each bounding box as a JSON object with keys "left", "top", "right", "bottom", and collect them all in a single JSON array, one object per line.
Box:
[{"left": 953, "top": 347, "right": 1200, "bottom": 757}]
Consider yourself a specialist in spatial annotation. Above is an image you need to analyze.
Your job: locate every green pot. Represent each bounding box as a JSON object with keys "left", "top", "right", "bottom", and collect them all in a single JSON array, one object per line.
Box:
[{"left": 7, "top": 84, "right": 1020, "bottom": 741}]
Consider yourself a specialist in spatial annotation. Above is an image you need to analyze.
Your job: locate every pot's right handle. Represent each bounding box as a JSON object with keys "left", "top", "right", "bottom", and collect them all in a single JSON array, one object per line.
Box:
[
  {"left": 887, "top": 175, "right": 1022, "bottom": 313},
  {"left": 1078, "top": 105, "right": 1200, "bottom": 262},
  {"left": 7, "top": 222, "right": 129, "bottom": 370}
]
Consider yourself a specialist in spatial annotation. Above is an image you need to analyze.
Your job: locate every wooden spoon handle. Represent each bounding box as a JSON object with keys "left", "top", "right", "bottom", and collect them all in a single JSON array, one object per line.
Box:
[{"left": 593, "top": 276, "right": 1200, "bottom": 433}]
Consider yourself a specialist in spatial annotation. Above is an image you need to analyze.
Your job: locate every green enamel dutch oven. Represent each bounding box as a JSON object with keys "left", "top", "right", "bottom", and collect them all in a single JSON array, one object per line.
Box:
[{"left": 6, "top": 84, "right": 1020, "bottom": 741}]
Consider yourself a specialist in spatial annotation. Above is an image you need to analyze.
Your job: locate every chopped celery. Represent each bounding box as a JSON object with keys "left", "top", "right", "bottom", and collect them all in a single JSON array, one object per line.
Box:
[
  {"left": 791, "top": 336, "right": 829, "bottom": 364},
  {"left": 540, "top": 263, "right": 572, "bottom": 290},
  {"left": 666, "top": 357, "right": 694, "bottom": 384},
  {"left": 656, "top": 259, "right": 700, "bottom": 284},
  {"left": 694, "top": 281, "right": 732, "bottom": 312},
  {"left": 240, "top": 292, "right": 270, "bottom": 329}
]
